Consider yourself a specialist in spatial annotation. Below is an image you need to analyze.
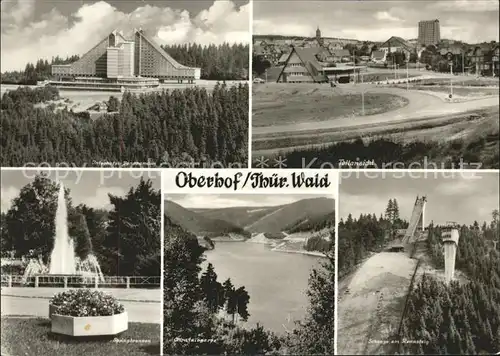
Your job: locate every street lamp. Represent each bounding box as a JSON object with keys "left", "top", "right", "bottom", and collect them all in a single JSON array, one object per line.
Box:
[
  {"left": 446, "top": 52, "right": 453, "bottom": 98},
  {"left": 406, "top": 59, "right": 409, "bottom": 90},
  {"left": 449, "top": 62, "right": 453, "bottom": 98},
  {"left": 361, "top": 71, "right": 364, "bottom": 115}
]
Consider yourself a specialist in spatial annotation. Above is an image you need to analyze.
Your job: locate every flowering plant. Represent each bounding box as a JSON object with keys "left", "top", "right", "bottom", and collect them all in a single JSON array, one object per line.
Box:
[{"left": 49, "top": 289, "right": 125, "bottom": 317}]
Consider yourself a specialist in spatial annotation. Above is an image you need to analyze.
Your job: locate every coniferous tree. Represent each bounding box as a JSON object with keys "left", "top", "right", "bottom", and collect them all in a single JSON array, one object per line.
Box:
[
  {"left": 70, "top": 213, "right": 93, "bottom": 260},
  {"left": 1, "top": 84, "right": 248, "bottom": 167},
  {"left": 200, "top": 263, "right": 221, "bottom": 313}
]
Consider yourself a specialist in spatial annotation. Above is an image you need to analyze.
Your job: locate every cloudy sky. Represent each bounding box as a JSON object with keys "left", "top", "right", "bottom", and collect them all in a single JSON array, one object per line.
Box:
[
  {"left": 339, "top": 171, "right": 499, "bottom": 226},
  {"left": 253, "top": 0, "right": 499, "bottom": 43},
  {"left": 1, "top": 0, "right": 249, "bottom": 72},
  {"left": 166, "top": 193, "right": 335, "bottom": 209},
  {"left": 1, "top": 170, "right": 161, "bottom": 212}
]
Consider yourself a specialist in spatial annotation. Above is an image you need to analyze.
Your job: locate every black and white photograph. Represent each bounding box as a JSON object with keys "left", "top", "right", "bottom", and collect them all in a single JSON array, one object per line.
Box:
[
  {"left": 252, "top": 0, "right": 499, "bottom": 169},
  {"left": 1, "top": 0, "right": 250, "bottom": 168},
  {"left": 337, "top": 171, "right": 500, "bottom": 355},
  {"left": 164, "top": 193, "right": 335, "bottom": 355},
  {"left": 0, "top": 169, "right": 161, "bottom": 356}
]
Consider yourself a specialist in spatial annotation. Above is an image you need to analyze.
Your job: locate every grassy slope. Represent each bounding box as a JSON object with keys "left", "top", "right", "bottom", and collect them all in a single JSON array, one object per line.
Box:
[
  {"left": 256, "top": 107, "right": 499, "bottom": 169},
  {"left": 253, "top": 88, "right": 409, "bottom": 127}
]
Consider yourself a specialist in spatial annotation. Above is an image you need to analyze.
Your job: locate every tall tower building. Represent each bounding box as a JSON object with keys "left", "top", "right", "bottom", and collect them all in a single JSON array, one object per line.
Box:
[
  {"left": 418, "top": 19, "right": 440, "bottom": 47},
  {"left": 442, "top": 223, "right": 460, "bottom": 284}
]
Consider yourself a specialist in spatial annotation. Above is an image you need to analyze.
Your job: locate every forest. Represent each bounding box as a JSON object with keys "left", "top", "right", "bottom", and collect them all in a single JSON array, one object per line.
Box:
[
  {"left": 338, "top": 199, "right": 408, "bottom": 277},
  {"left": 286, "top": 211, "right": 336, "bottom": 234},
  {"left": 400, "top": 212, "right": 500, "bottom": 355},
  {"left": 259, "top": 129, "right": 499, "bottom": 169},
  {"left": 164, "top": 217, "right": 335, "bottom": 355},
  {"left": 0, "top": 56, "right": 79, "bottom": 85},
  {"left": 0, "top": 83, "right": 248, "bottom": 167},
  {"left": 162, "top": 43, "right": 249, "bottom": 80},
  {"left": 1, "top": 43, "right": 248, "bottom": 85},
  {"left": 0, "top": 174, "right": 161, "bottom": 277}
]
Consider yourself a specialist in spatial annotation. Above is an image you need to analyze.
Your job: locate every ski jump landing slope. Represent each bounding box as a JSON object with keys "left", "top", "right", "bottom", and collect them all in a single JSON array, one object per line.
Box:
[{"left": 337, "top": 252, "right": 418, "bottom": 355}]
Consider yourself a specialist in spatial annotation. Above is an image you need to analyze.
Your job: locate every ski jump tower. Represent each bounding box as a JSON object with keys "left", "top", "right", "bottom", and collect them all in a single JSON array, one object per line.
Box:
[
  {"left": 441, "top": 222, "right": 460, "bottom": 284},
  {"left": 401, "top": 195, "right": 427, "bottom": 245}
]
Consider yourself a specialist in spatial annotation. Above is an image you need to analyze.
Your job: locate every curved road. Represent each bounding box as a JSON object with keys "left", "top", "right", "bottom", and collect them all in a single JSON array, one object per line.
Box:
[{"left": 253, "top": 86, "right": 499, "bottom": 137}]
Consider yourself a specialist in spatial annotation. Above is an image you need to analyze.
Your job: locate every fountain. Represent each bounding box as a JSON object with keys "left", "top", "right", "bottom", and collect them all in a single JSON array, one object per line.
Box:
[
  {"left": 21, "top": 182, "right": 105, "bottom": 285},
  {"left": 49, "top": 184, "right": 77, "bottom": 275}
]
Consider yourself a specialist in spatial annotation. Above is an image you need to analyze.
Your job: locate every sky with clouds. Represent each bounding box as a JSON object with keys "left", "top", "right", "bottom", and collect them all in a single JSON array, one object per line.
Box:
[
  {"left": 339, "top": 171, "right": 499, "bottom": 226},
  {"left": 1, "top": 0, "right": 250, "bottom": 72},
  {"left": 166, "top": 193, "right": 335, "bottom": 209},
  {"left": 1, "top": 170, "right": 161, "bottom": 212},
  {"left": 253, "top": 0, "right": 499, "bottom": 43}
]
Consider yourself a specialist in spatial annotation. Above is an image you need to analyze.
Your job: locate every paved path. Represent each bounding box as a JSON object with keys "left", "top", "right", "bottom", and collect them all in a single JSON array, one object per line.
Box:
[
  {"left": 1, "top": 287, "right": 161, "bottom": 324},
  {"left": 253, "top": 87, "right": 499, "bottom": 137}
]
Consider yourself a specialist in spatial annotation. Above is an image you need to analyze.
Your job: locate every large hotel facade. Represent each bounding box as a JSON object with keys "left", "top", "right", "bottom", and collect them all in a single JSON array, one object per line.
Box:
[
  {"left": 418, "top": 19, "right": 440, "bottom": 47},
  {"left": 50, "top": 29, "right": 200, "bottom": 90}
]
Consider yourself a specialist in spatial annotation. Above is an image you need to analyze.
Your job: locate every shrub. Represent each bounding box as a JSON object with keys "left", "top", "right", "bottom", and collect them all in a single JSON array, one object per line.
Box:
[{"left": 49, "top": 289, "right": 124, "bottom": 317}]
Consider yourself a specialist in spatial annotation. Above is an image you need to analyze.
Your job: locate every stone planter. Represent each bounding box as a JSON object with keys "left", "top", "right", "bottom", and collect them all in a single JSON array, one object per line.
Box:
[
  {"left": 51, "top": 310, "right": 128, "bottom": 336},
  {"left": 49, "top": 304, "right": 58, "bottom": 319}
]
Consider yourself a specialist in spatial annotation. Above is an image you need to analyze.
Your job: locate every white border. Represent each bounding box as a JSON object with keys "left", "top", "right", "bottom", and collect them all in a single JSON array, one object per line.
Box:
[
  {"left": 247, "top": 0, "right": 253, "bottom": 169},
  {"left": 334, "top": 171, "right": 339, "bottom": 355},
  {"left": 160, "top": 182, "right": 165, "bottom": 356}
]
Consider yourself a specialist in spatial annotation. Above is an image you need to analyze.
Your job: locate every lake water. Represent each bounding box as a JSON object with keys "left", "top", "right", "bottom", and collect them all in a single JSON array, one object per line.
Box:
[{"left": 202, "top": 242, "right": 323, "bottom": 334}]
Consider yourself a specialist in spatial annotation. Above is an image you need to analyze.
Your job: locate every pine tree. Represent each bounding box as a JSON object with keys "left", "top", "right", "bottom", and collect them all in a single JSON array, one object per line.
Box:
[
  {"left": 200, "top": 263, "right": 220, "bottom": 313},
  {"left": 385, "top": 199, "right": 394, "bottom": 221},
  {"left": 71, "top": 213, "right": 93, "bottom": 260}
]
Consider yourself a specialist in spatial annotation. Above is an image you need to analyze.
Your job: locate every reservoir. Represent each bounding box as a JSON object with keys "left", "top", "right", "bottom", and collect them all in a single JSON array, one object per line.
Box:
[{"left": 202, "top": 241, "right": 323, "bottom": 334}]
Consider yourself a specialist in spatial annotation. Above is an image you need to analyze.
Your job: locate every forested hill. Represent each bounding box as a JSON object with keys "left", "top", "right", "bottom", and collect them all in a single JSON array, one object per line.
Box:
[
  {"left": 194, "top": 197, "right": 335, "bottom": 234},
  {"left": 285, "top": 211, "right": 336, "bottom": 234},
  {"left": 161, "top": 43, "right": 249, "bottom": 80},
  {"left": 0, "top": 83, "right": 248, "bottom": 167},
  {"left": 400, "top": 215, "right": 500, "bottom": 355},
  {"left": 164, "top": 200, "right": 250, "bottom": 238}
]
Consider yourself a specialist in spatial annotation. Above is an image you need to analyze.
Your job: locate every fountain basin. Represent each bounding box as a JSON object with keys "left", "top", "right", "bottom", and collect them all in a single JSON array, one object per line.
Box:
[{"left": 51, "top": 311, "right": 128, "bottom": 336}]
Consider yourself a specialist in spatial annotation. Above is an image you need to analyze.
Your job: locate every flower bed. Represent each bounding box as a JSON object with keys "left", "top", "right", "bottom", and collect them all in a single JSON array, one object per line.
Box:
[{"left": 49, "top": 289, "right": 128, "bottom": 336}]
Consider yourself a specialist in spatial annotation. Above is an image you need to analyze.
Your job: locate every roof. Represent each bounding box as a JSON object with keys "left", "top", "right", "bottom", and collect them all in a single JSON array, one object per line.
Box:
[
  {"left": 331, "top": 49, "right": 351, "bottom": 57},
  {"left": 380, "top": 36, "right": 413, "bottom": 51},
  {"left": 277, "top": 52, "right": 289, "bottom": 63},
  {"left": 439, "top": 47, "right": 463, "bottom": 55},
  {"left": 293, "top": 47, "right": 324, "bottom": 71},
  {"left": 277, "top": 47, "right": 327, "bottom": 82}
]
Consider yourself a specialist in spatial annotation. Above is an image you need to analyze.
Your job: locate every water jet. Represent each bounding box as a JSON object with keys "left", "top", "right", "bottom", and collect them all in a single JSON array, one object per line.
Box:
[{"left": 22, "top": 182, "right": 104, "bottom": 286}]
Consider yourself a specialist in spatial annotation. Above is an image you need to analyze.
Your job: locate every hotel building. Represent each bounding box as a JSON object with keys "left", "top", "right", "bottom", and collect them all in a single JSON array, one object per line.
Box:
[
  {"left": 418, "top": 20, "right": 441, "bottom": 47},
  {"left": 51, "top": 29, "right": 200, "bottom": 90}
]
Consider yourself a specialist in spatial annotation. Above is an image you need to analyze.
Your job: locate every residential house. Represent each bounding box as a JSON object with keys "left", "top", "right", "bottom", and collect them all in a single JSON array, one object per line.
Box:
[
  {"left": 327, "top": 42, "right": 344, "bottom": 52},
  {"left": 277, "top": 47, "right": 328, "bottom": 83},
  {"left": 468, "top": 44, "right": 494, "bottom": 75},
  {"left": 379, "top": 36, "right": 415, "bottom": 60},
  {"left": 277, "top": 47, "right": 363, "bottom": 84},
  {"left": 493, "top": 45, "right": 499, "bottom": 76},
  {"left": 371, "top": 50, "right": 387, "bottom": 64},
  {"left": 330, "top": 49, "right": 351, "bottom": 63}
]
